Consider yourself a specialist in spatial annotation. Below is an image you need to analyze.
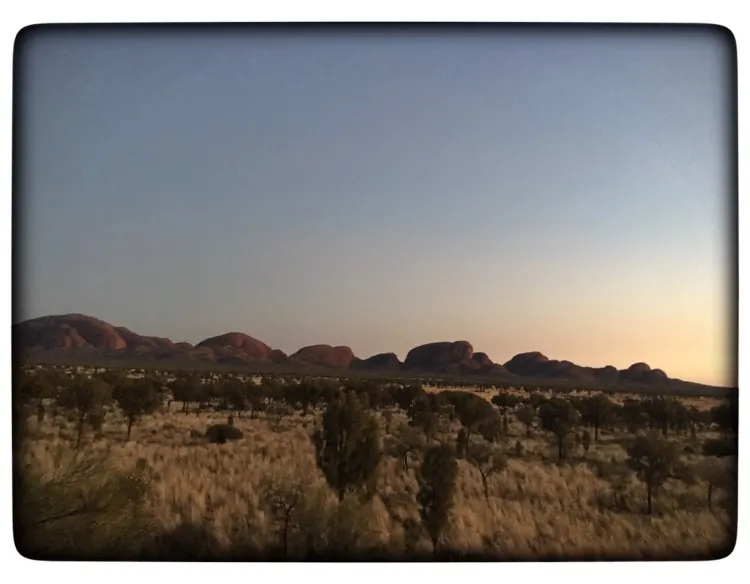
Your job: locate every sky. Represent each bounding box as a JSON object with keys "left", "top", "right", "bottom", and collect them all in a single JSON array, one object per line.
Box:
[{"left": 16, "top": 26, "right": 735, "bottom": 387}]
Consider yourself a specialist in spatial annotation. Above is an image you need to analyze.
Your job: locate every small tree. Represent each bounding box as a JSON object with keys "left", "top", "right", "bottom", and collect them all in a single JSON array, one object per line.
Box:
[
  {"left": 226, "top": 385, "right": 248, "bottom": 418},
  {"left": 392, "top": 384, "right": 425, "bottom": 412},
  {"left": 525, "top": 392, "right": 547, "bottom": 412},
  {"left": 170, "top": 376, "right": 200, "bottom": 415},
  {"left": 580, "top": 393, "right": 615, "bottom": 441},
  {"left": 467, "top": 442, "right": 508, "bottom": 501},
  {"left": 307, "top": 383, "right": 323, "bottom": 411},
  {"left": 618, "top": 398, "right": 645, "bottom": 434},
  {"left": 261, "top": 467, "right": 315, "bottom": 558},
  {"left": 313, "top": 393, "right": 382, "bottom": 501},
  {"left": 641, "top": 396, "right": 685, "bottom": 438},
  {"left": 598, "top": 460, "right": 633, "bottom": 510},
  {"left": 477, "top": 413, "right": 505, "bottom": 444},
  {"left": 491, "top": 392, "right": 520, "bottom": 415},
  {"left": 113, "top": 380, "right": 163, "bottom": 440},
  {"left": 355, "top": 380, "right": 385, "bottom": 411},
  {"left": 18, "top": 370, "right": 56, "bottom": 411},
  {"left": 410, "top": 409, "right": 439, "bottom": 442},
  {"left": 417, "top": 443, "right": 458, "bottom": 555},
  {"left": 56, "top": 378, "right": 111, "bottom": 449},
  {"left": 696, "top": 457, "right": 731, "bottom": 509},
  {"left": 248, "top": 393, "right": 265, "bottom": 419},
  {"left": 581, "top": 430, "right": 592, "bottom": 456},
  {"left": 386, "top": 425, "right": 424, "bottom": 472},
  {"left": 539, "top": 398, "right": 581, "bottom": 463},
  {"left": 625, "top": 432, "right": 680, "bottom": 514},
  {"left": 710, "top": 399, "right": 739, "bottom": 435},
  {"left": 268, "top": 403, "right": 293, "bottom": 431},
  {"left": 382, "top": 408, "right": 394, "bottom": 434},
  {"left": 88, "top": 410, "right": 105, "bottom": 434},
  {"left": 293, "top": 382, "right": 314, "bottom": 415},
  {"left": 455, "top": 428, "right": 468, "bottom": 460},
  {"left": 515, "top": 405, "right": 535, "bottom": 437},
  {"left": 448, "top": 393, "right": 495, "bottom": 442},
  {"left": 193, "top": 383, "right": 214, "bottom": 417}
]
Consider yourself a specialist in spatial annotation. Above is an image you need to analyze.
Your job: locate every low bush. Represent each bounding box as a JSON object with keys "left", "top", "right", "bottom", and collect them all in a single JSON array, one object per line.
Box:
[{"left": 206, "top": 423, "right": 244, "bottom": 444}]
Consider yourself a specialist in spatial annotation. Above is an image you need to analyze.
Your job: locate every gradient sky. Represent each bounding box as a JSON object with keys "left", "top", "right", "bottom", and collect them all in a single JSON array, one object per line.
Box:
[{"left": 16, "top": 26, "right": 734, "bottom": 386}]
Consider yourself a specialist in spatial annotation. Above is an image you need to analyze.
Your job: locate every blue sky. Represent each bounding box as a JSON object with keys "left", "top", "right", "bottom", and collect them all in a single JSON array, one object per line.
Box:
[{"left": 16, "top": 27, "right": 734, "bottom": 385}]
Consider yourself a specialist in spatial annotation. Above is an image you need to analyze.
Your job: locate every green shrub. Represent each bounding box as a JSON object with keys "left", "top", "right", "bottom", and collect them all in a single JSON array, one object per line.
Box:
[
  {"left": 205, "top": 423, "right": 244, "bottom": 444},
  {"left": 515, "top": 405, "right": 535, "bottom": 437},
  {"left": 418, "top": 443, "right": 458, "bottom": 554},
  {"left": 539, "top": 398, "right": 581, "bottom": 462},
  {"left": 313, "top": 393, "right": 382, "bottom": 501},
  {"left": 455, "top": 428, "right": 468, "bottom": 459},
  {"left": 56, "top": 377, "right": 111, "bottom": 449},
  {"left": 702, "top": 437, "right": 737, "bottom": 457},
  {"left": 625, "top": 432, "right": 679, "bottom": 514},
  {"left": 581, "top": 430, "right": 592, "bottom": 455},
  {"left": 467, "top": 442, "right": 508, "bottom": 501},
  {"left": 16, "top": 443, "right": 153, "bottom": 559}
]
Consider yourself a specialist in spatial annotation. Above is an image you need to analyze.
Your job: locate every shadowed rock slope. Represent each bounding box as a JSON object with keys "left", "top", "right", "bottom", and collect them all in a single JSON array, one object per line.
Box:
[{"left": 350, "top": 352, "right": 402, "bottom": 370}]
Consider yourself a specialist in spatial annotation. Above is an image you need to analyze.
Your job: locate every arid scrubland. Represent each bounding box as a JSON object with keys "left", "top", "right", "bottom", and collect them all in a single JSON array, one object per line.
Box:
[{"left": 15, "top": 368, "right": 737, "bottom": 561}]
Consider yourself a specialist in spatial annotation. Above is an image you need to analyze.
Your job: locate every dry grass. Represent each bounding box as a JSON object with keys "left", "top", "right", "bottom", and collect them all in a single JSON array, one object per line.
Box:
[{"left": 18, "top": 402, "right": 735, "bottom": 560}]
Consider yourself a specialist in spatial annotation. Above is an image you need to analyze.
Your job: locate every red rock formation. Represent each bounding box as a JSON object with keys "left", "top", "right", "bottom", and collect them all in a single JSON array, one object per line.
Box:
[
  {"left": 472, "top": 352, "right": 493, "bottom": 366},
  {"left": 195, "top": 332, "right": 273, "bottom": 360},
  {"left": 351, "top": 352, "right": 402, "bottom": 370},
  {"left": 13, "top": 313, "right": 690, "bottom": 389},
  {"left": 269, "top": 349, "right": 288, "bottom": 363},
  {"left": 403, "top": 341, "right": 474, "bottom": 369},
  {"left": 116, "top": 327, "right": 176, "bottom": 352},
  {"left": 503, "top": 351, "right": 550, "bottom": 376},
  {"left": 289, "top": 344, "right": 356, "bottom": 368},
  {"left": 15, "top": 314, "right": 128, "bottom": 351}
]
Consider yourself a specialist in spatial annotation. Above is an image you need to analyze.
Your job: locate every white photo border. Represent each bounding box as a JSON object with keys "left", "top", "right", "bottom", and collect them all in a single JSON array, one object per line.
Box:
[{"left": 1, "top": 1, "right": 744, "bottom": 582}]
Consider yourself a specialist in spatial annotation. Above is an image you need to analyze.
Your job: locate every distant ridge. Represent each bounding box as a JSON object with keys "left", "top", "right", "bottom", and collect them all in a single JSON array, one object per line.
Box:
[{"left": 12, "top": 313, "right": 732, "bottom": 393}]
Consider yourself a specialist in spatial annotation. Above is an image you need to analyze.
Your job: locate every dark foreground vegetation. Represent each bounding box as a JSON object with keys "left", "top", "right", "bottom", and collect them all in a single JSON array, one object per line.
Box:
[{"left": 14, "top": 364, "right": 738, "bottom": 561}]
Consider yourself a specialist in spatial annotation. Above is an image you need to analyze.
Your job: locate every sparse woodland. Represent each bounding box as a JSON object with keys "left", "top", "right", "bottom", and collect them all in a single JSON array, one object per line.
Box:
[{"left": 14, "top": 365, "right": 737, "bottom": 560}]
